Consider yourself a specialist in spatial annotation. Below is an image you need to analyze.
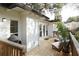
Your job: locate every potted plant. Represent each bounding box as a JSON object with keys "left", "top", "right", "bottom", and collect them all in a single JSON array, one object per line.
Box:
[{"left": 56, "top": 21, "right": 70, "bottom": 55}]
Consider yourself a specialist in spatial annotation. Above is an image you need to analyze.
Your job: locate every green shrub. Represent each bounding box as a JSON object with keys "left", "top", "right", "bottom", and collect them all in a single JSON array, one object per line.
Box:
[
  {"left": 75, "top": 31, "right": 79, "bottom": 42},
  {"left": 56, "top": 22, "right": 69, "bottom": 40}
]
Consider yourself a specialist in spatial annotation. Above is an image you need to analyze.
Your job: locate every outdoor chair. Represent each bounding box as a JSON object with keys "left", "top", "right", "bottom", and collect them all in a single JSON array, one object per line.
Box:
[
  {"left": 52, "top": 39, "right": 70, "bottom": 56},
  {"left": 52, "top": 41, "right": 63, "bottom": 52}
]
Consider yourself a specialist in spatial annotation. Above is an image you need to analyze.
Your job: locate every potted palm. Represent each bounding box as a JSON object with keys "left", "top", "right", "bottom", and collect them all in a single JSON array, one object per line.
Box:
[{"left": 56, "top": 21, "right": 70, "bottom": 55}]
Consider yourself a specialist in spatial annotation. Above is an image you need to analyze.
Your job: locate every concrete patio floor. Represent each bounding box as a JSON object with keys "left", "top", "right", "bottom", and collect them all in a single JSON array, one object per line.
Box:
[{"left": 26, "top": 38, "right": 63, "bottom": 56}]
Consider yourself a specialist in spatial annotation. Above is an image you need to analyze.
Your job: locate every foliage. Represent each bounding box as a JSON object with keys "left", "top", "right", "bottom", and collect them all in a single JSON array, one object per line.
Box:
[
  {"left": 31, "top": 3, "right": 41, "bottom": 10},
  {"left": 56, "top": 21, "right": 70, "bottom": 53},
  {"left": 29, "top": 3, "right": 65, "bottom": 21},
  {"left": 56, "top": 22, "right": 69, "bottom": 40},
  {"left": 67, "top": 16, "right": 79, "bottom": 23},
  {"left": 31, "top": 3, "right": 52, "bottom": 10},
  {"left": 75, "top": 31, "right": 79, "bottom": 42},
  {"left": 53, "top": 3, "right": 65, "bottom": 9},
  {"left": 44, "top": 3, "right": 51, "bottom": 9},
  {"left": 53, "top": 3, "right": 65, "bottom": 21}
]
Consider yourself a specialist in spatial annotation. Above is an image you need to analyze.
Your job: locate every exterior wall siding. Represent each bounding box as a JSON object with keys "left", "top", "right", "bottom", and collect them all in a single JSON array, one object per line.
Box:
[
  {"left": 0, "top": 7, "right": 20, "bottom": 39},
  {"left": 0, "top": 6, "right": 51, "bottom": 52}
]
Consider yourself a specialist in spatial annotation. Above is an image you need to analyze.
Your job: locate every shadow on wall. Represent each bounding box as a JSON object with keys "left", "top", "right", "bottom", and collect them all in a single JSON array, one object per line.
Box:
[{"left": 27, "top": 17, "right": 39, "bottom": 51}]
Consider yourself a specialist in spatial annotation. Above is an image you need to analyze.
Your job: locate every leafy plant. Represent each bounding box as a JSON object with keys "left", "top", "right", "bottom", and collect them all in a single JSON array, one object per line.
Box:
[
  {"left": 75, "top": 31, "right": 79, "bottom": 42},
  {"left": 56, "top": 22, "right": 69, "bottom": 40},
  {"left": 56, "top": 22, "right": 70, "bottom": 54}
]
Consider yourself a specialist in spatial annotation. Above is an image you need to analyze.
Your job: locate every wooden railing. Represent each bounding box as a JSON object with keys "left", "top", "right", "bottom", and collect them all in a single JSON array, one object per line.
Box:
[
  {"left": 69, "top": 32, "right": 79, "bottom": 56},
  {"left": 0, "top": 38, "right": 26, "bottom": 56}
]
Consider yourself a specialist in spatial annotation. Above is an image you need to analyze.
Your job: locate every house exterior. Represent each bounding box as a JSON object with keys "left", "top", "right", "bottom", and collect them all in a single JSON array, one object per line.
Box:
[{"left": 0, "top": 3, "right": 54, "bottom": 52}]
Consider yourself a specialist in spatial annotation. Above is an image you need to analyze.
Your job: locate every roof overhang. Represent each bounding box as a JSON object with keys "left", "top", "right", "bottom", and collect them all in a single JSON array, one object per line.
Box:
[
  {"left": 0, "top": 3, "right": 49, "bottom": 20},
  {"left": 0, "top": 3, "right": 17, "bottom": 9},
  {"left": 31, "top": 9, "right": 49, "bottom": 20}
]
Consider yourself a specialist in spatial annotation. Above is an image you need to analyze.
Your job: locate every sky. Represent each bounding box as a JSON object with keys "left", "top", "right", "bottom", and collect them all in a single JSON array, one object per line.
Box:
[
  {"left": 41, "top": 3, "right": 79, "bottom": 22},
  {"left": 44, "top": 3, "right": 79, "bottom": 22},
  {"left": 61, "top": 4, "right": 79, "bottom": 22},
  {"left": 42, "top": 8, "right": 55, "bottom": 20}
]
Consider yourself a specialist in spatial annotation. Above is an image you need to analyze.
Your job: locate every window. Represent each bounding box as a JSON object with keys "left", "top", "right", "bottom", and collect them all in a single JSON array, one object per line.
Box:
[
  {"left": 40, "top": 24, "right": 42, "bottom": 37},
  {"left": 43, "top": 25, "right": 45, "bottom": 36},
  {"left": 10, "top": 20, "right": 18, "bottom": 36}
]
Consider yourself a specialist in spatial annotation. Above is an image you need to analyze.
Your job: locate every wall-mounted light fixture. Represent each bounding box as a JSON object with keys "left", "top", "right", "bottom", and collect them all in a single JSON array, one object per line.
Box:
[{"left": 2, "top": 18, "right": 7, "bottom": 22}]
